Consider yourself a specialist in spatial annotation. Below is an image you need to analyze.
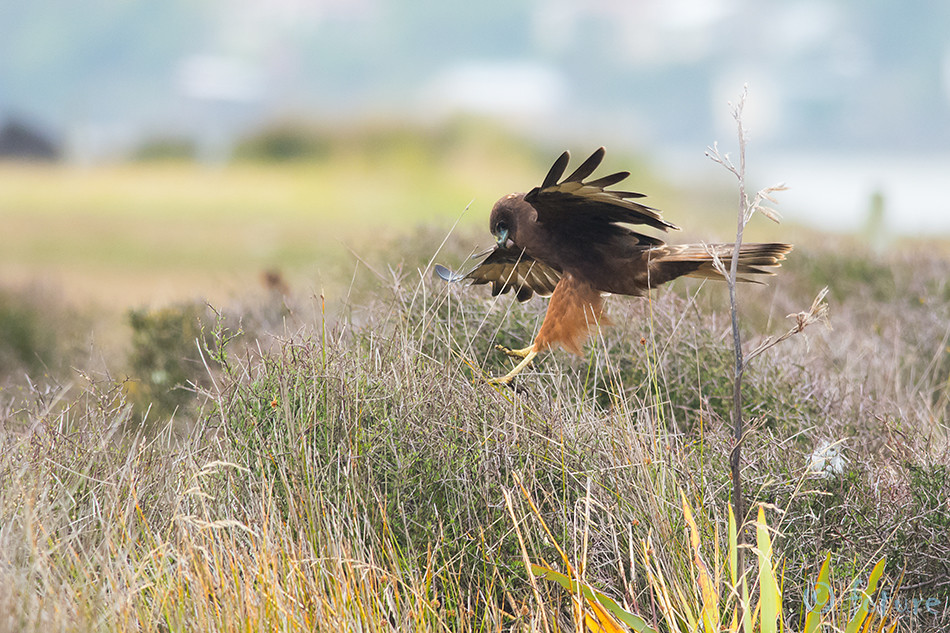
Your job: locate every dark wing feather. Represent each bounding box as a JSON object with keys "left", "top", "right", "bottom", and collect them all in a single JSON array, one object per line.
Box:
[
  {"left": 563, "top": 146, "right": 605, "bottom": 182},
  {"left": 540, "top": 151, "right": 571, "bottom": 189},
  {"left": 435, "top": 247, "right": 561, "bottom": 302},
  {"left": 586, "top": 171, "right": 632, "bottom": 189},
  {"left": 525, "top": 147, "right": 679, "bottom": 233}
]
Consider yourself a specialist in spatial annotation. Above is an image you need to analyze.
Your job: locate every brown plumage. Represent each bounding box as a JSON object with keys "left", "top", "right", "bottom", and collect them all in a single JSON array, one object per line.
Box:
[{"left": 436, "top": 147, "right": 793, "bottom": 384}]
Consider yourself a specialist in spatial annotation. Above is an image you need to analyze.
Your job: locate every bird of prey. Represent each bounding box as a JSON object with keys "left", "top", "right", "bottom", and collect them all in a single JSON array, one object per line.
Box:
[{"left": 436, "top": 147, "right": 792, "bottom": 385}]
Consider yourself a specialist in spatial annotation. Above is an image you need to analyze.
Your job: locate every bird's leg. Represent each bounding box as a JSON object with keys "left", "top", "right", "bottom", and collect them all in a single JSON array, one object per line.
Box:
[
  {"left": 488, "top": 347, "right": 539, "bottom": 386},
  {"left": 494, "top": 344, "right": 533, "bottom": 359}
]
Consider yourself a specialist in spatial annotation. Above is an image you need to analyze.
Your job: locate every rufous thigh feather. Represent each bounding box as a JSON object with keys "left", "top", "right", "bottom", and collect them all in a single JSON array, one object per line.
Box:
[{"left": 533, "top": 273, "right": 606, "bottom": 355}]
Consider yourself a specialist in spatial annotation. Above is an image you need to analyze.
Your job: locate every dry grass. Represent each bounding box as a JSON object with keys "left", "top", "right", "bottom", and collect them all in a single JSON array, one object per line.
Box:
[{"left": 1, "top": 228, "right": 949, "bottom": 631}]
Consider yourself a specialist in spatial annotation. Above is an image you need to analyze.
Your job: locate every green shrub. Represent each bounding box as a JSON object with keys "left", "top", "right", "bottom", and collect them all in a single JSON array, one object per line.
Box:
[
  {"left": 131, "top": 136, "right": 196, "bottom": 162},
  {"left": 232, "top": 122, "right": 332, "bottom": 162},
  {"left": 0, "top": 285, "right": 85, "bottom": 386},
  {"left": 125, "top": 302, "right": 214, "bottom": 422}
]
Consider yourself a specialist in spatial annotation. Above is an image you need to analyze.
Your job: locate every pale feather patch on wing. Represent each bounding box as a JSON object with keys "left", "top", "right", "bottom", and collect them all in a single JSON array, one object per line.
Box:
[
  {"left": 435, "top": 247, "right": 562, "bottom": 302},
  {"left": 435, "top": 264, "right": 466, "bottom": 283}
]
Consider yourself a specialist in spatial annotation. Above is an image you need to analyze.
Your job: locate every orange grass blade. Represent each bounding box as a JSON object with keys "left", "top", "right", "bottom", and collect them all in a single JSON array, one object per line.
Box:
[
  {"left": 682, "top": 493, "right": 720, "bottom": 633},
  {"left": 531, "top": 564, "right": 658, "bottom": 633},
  {"left": 585, "top": 596, "right": 627, "bottom": 633}
]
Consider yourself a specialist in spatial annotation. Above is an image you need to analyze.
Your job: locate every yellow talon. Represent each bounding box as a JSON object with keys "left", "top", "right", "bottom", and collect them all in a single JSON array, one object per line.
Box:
[
  {"left": 487, "top": 347, "right": 539, "bottom": 385},
  {"left": 494, "top": 344, "right": 533, "bottom": 360}
]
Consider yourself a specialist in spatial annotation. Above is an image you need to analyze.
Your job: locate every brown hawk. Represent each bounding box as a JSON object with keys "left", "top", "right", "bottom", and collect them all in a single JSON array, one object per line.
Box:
[{"left": 436, "top": 147, "right": 792, "bottom": 384}]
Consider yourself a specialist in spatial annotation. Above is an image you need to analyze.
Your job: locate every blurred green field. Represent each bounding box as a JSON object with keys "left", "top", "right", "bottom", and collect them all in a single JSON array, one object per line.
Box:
[{"left": 0, "top": 154, "right": 518, "bottom": 306}]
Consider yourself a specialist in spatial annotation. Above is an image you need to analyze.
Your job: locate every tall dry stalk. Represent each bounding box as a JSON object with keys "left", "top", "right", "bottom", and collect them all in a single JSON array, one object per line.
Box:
[{"left": 706, "top": 86, "right": 787, "bottom": 573}]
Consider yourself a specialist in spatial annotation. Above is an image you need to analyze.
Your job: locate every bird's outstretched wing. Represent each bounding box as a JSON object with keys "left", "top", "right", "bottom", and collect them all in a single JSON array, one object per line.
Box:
[
  {"left": 435, "top": 247, "right": 561, "bottom": 302},
  {"left": 525, "top": 147, "right": 679, "bottom": 233}
]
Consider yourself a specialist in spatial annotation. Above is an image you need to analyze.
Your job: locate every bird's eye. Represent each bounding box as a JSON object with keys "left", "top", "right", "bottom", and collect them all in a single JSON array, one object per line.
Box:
[{"left": 494, "top": 221, "right": 509, "bottom": 235}]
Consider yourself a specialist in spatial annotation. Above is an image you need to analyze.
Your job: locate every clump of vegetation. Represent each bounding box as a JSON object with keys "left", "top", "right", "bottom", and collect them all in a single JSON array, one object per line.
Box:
[
  {"left": 131, "top": 136, "right": 197, "bottom": 162},
  {"left": 124, "top": 302, "right": 218, "bottom": 422},
  {"left": 0, "top": 283, "right": 88, "bottom": 387},
  {"left": 0, "top": 288, "right": 58, "bottom": 378},
  {"left": 229, "top": 115, "right": 569, "bottom": 168},
  {"left": 531, "top": 498, "right": 899, "bottom": 633},
  {"left": 232, "top": 120, "right": 334, "bottom": 162}
]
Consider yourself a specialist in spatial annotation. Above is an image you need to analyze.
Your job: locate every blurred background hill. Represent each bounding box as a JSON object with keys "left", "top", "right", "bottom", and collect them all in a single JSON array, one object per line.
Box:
[{"left": 4, "top": 0, "right": 950, "bottom": 155}]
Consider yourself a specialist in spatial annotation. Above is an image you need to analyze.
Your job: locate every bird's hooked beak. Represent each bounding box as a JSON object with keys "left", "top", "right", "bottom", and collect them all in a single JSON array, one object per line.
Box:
[{"left": 495, "top": 227, "right": 509, "bottom": 248}]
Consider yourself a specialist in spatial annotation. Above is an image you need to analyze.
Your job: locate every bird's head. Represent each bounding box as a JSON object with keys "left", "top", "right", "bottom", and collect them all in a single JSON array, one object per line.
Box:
[{"left": 489, "top": 194, "right": 528, "bottom": 249}]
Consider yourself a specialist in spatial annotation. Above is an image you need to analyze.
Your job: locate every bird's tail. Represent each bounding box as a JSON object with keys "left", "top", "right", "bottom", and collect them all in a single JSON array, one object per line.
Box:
[{"left": 650, "top": 242, "right": 792, "bottom": 287}]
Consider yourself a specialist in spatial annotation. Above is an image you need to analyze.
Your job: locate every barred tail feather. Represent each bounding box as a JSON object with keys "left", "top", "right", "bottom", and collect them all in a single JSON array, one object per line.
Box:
[{"left": 651, "top": 242, "right": 792, "bottom": 287}]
